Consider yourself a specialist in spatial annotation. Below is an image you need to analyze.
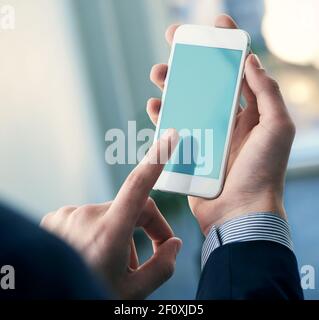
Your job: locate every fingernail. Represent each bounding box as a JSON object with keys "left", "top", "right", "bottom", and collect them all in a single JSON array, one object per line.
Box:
[
  {"left": 250, "top": 54, "right": 263, "bottom": 68},
  {"left": 174, "top": 238, "right": 182, "bottom": 255}
]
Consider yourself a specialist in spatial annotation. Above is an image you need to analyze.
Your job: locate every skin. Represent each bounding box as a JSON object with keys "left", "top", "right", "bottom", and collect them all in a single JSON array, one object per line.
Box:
[
  {"left": 41, "top": 14, "right": 295, "bottom": 299},
  {"left": 148, "top": 14, "right": 296, "bottom": 235},
  {"left": 41, "top": 129, "right": 182, "bottom": 300}
]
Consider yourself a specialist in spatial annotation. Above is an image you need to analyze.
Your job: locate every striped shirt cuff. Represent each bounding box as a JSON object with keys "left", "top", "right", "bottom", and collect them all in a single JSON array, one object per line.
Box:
[{"left": 201, "top": 212, "right": 293, "bottom": 270}]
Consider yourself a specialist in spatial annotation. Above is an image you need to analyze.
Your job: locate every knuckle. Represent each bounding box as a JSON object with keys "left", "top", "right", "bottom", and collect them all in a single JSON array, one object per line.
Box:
[
  {"left": 40, "top": 213, "right": 52, "bottom": 226},
  {"left": 57, "top": 206, "right": 76, "bottom": 216},
  {"left": 146, "top": 98, "right": 153, "bottom": 108},
  {"left": 264, "top": 76, "right": 281, "bottom": 93},
  {"left": 78, "top": 204, "right": 96, "bottom": 215},
  {"left": 161, "top": 261, "right": 175, "bottom": 280},
  {"left": 69, "top": 204, "right": 100, "bottom": 223},
  {"left": 145, "top": 197, "right": 157, "bottom": 211},
  {"left": 40, "top": 216, "right": 47, "bottom": 226},
  {"left": 271, "top": 115, "right": 296, "bottom": 142},
  {"left": 282, "top": 118, "right": 296, "bottom": 137},
  {"left": 150, "top": 64, "right": 158, "bottom": 80}
]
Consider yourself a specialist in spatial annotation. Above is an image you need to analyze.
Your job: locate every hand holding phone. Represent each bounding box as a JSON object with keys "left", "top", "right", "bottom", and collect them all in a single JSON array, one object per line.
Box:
[{"left": 148, "top": 15, "right": 295, "bottom": 234}]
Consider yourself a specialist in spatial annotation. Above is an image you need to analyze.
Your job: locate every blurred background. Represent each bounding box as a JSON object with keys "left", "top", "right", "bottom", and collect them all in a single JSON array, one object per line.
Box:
[{"left": 0, "top": 0, "right": 318, "bottom": 299}]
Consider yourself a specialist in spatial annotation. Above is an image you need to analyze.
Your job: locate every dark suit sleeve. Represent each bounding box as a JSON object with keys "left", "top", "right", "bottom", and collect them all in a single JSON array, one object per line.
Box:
[
  {"left": 0, "top": 204, "right": 108, "bottom": 299},
  {"left": 196, "top": 241, "right": 304, "bottom": 300}
]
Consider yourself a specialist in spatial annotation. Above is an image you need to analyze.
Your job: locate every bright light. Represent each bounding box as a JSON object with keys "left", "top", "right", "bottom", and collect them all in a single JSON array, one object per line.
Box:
[
  {"left": 287, "top": 79, "right": 313, "bottom": 105},
  {"left": 280, "top": 72, "right": 319, "bottom": 117},
  {"left": 262, "top": 0, "right": 319, "bottom": 66}
]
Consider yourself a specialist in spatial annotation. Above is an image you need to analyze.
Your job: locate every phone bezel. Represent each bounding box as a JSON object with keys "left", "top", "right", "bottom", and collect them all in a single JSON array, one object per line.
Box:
[{"left": 153, "top": 25, "right": 250, "bottom": 199}]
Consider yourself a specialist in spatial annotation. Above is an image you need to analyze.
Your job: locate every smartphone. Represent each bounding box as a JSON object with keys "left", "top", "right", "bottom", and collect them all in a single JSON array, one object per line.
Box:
[{"left": 153, "top": 25, "right": 251, "bottom": 199}]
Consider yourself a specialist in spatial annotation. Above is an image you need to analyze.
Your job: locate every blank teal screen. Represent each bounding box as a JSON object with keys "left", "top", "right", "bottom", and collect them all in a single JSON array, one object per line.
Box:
[{"left": 159, "top": 44, "right": 242, "bottom": 179}]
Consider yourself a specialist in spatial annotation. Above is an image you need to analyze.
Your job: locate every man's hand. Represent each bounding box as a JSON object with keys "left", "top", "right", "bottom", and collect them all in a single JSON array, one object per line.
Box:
[
  {"left": 41, "top": 129, "right": 182, "bottom": 299},
  {"left": 147, "top": 15, "right": 295, "bottom": 235}
]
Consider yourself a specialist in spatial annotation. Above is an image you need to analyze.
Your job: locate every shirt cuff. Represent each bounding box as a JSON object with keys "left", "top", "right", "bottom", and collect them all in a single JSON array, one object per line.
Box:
[{"left": 201, "top": 212, "right": 293, "bottom": 270}]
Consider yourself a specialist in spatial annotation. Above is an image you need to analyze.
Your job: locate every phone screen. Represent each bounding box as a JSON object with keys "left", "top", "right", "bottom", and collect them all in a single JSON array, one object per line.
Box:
[{"left": 158, "top": 44, "right": 243, "bottom": 179}]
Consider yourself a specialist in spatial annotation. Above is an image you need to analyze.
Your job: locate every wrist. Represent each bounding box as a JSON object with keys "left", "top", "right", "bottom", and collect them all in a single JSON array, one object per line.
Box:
[{"left": 201, "top": 191, "right": 287, "bottom": 236}]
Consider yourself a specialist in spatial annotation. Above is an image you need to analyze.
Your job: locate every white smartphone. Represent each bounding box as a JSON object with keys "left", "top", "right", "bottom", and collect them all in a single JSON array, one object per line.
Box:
[{"left": 153, "top": 25, "right": 251, "bottom": 199}]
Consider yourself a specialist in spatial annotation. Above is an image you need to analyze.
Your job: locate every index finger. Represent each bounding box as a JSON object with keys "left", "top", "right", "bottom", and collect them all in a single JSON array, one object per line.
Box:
[
  {"left": 108, "top": 129, "right": 179, "bottom": 225},
  {"left": 165, "top": 24, "right": 181, "bottom": 46}
]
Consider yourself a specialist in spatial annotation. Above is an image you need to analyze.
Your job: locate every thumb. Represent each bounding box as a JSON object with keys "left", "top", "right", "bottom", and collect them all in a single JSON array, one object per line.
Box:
[
  {"left": 131, "top": 237, "right": 182, "bottom": 299},
  {"left": 245, "top": 54, "right": 289, "bottom": 121}
]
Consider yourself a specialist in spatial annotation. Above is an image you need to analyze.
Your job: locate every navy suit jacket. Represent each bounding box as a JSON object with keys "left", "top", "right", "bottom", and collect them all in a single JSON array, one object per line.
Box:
[
  {"left": 0, "top": 204, "right": 303, "bottom": 300},
  {"left": 196, "top": 241, "right": 304, "bottom": 300}
]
